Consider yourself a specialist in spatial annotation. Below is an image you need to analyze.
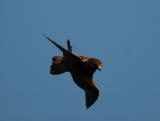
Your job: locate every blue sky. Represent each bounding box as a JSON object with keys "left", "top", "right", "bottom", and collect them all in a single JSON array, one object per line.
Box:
[{"left": 0, "top": 0, "right": 160, "bottom": 121}]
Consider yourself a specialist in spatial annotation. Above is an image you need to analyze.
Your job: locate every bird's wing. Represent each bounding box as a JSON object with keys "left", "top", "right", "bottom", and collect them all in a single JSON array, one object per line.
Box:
[
  {"left": 85, "top": 80, "right": 99, "bottom": 109},
  {"left": 43, "top": 34, "right": 81, "bottom": 62},
  {"left": 70, "top": 71, "right": 99, "bottom": 109}
]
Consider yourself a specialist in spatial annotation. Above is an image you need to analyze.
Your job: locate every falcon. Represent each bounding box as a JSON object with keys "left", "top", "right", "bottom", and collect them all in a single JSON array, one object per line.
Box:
[{"left": 43, "top": 34, "right": 102, "bottom": 108}]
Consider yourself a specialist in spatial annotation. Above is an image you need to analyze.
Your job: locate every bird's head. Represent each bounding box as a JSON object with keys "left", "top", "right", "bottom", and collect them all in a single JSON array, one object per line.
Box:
[{"left": 89, "top": 58, "right": 102, "bottom": 71}]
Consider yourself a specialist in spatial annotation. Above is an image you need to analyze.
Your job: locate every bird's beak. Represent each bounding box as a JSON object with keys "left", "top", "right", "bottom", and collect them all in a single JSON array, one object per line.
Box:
[{"left": 98, "top": 66, "right": 102, "bottom": 71}]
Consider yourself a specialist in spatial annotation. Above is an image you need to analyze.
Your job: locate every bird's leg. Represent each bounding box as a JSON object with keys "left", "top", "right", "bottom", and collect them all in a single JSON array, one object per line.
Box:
[{"left": 67, "top": 39, "right": 72, "bottom": 53}]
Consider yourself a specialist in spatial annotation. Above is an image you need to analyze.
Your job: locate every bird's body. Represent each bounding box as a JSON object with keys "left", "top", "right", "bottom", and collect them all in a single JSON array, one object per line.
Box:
[{"left": 43, "top": 34, "right": 102, "bottom": 108}]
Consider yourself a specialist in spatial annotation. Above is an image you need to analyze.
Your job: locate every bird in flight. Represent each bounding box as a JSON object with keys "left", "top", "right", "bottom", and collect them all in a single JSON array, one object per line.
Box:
[{"left": 43, "top": 34, "right": 102, "bottom": 109}]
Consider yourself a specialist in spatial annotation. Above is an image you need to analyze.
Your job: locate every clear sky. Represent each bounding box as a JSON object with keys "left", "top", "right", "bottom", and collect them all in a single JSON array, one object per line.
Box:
[{"left": 0, "top": 0, "right": 160, "bottom": 121}]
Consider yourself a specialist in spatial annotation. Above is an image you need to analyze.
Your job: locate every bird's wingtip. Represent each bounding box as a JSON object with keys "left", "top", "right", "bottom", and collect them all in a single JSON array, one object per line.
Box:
[
  {"left": 85, "top": 89, "right": 99, "bottom": 109},
  {"left": 42, "top": 33, "right": 48, "bottom": 39},
  {"left": 42, "top": 33, "right": 46, "bottom": 37}
]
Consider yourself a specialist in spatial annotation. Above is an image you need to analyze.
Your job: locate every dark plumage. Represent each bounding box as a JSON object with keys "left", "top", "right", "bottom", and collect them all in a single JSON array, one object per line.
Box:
[{"left": 43, "top": 34, "right": 102, "bottom": 108}]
